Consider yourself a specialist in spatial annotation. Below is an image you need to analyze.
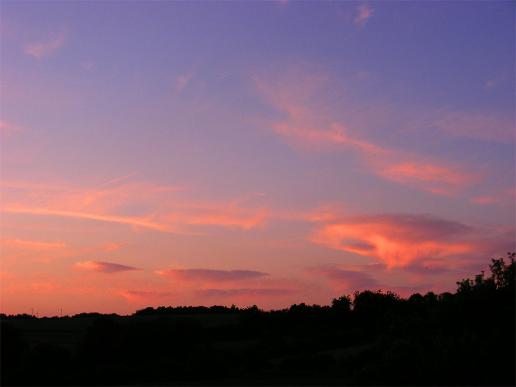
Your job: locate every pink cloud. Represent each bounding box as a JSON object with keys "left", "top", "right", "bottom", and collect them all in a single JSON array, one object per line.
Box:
[
  {"left": 75, "top": 261, "right": 140, "bottom": 273},
  {"left": 471, "top": 187, "right": 516, "bottom": 206},
  {"left": 3, "top": 206, "right": 181, "bottom": 233},
  {"left": 0, "top": 178, "right": 267, "bottom": 234},
  {"left": 354, "top": 4, "right": 374, "bottom": 27},
  {"left": 24, "top": 31, "right": 65, "bottom": 59},
  {"left": 256, "top": 73, "right": 477, "bottom": 195},
  {"left": 310, "top": 213, "right": 481, "bottom": 268},
  {"left": 376, "top": 159, "right": 477, "bottom": 195}
]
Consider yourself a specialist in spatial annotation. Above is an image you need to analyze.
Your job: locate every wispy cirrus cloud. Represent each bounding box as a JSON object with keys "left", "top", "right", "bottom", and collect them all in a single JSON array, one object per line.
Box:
[
  {"left": 470, "top": 187, "right": 516, "bottom": 206},
  {"left": 3, "top": 206, "right": 180, "bottom": 233},
  {"left": 255, "top": 70, "right": 478, "bottom": 195},
  {"left": 75, "top": 261, "right": 141, "bottom": 273},
  {"left": 354, "top": 4, "right": 374, "bottom": 27},
  {"left": 156, "top": 268, "right": 269, "bottom": 282},
  {"left": 0, "top": 177, "right": 267, "bottom": 234},
  {"left": 24, "top": 31, "right": 66, "bottom": 59},
  {"left": 1, "top": 238, "right": 66, "bottom": 251}
]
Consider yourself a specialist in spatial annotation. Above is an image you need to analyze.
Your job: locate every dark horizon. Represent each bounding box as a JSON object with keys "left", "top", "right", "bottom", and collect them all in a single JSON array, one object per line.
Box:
[{"left": 2, "top": 253, "right": 514, "bottom": 386}]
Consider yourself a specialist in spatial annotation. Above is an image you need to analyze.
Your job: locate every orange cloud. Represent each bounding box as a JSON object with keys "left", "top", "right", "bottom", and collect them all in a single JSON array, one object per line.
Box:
[{"left": 310, "top": 213, "right": 477, "bottom": 268}]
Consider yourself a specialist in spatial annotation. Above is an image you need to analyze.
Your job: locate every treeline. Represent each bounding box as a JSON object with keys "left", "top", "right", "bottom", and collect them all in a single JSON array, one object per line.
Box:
[{"left": 1, "top": 253, "right": 514, "bottom": 386}]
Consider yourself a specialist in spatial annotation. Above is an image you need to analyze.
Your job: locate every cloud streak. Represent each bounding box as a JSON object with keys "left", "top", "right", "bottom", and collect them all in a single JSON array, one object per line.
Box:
[
  {"left": 0, "top": 178, "right": 267, "bottom": 234},
  {"left": 256, "top": 71, "right": 478, "bottom": 195},
  {"left": 75, "top": 261, "right": 140, "bottom": 273},
  {"left": 3, "top": 206, "right": 179, "bottom": 233},
  {"left": 1, "top": 238, "right": 66, "bottom": 251},
  {"left": 157, "top": 268, "right": 269, "bottom": 282}
]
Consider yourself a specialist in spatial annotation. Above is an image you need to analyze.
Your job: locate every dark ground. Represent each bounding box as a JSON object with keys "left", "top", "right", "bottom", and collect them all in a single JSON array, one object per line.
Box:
[{"left": 1, "top": 254, "right": 514, "bottom": 386}]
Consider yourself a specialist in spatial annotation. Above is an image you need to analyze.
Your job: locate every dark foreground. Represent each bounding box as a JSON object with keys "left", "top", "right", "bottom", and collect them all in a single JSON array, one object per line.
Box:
[{"left": 2, "top": 254, "right": 514, "bottom": 386}]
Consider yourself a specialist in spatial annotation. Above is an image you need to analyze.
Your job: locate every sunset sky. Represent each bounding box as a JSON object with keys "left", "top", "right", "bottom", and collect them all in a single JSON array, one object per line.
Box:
[{"left": 0, "top": 1, "right": 514, "bottom": 316}]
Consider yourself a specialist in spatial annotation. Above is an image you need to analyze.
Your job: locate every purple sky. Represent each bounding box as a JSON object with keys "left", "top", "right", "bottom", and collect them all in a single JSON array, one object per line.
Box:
[{"left": 0, "top": 1, "right": 514, "bottom": 316}]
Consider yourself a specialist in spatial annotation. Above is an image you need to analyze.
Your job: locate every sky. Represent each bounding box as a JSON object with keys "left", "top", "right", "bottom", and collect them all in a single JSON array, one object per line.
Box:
[{"left": 0, "top": 1, "right": 514, "bottom": 316}]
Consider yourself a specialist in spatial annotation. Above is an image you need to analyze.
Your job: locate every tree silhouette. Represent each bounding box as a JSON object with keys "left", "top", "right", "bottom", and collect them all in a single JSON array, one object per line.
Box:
[{"left": 1, "top": 253, "right": 514, "bottom": 386}]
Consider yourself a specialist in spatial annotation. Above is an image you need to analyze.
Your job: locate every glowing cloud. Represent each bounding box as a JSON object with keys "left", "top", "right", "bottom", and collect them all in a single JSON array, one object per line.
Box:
[
  {"left": 75, "top": 261, "right": 140, "bottom": 273},
  {"left": 310, "top": 213, "right": 476, "bottom": 268},
  {"left": 0, "top": 178, "right": 267, "bottom": 234},
  {"left": 3, "top": 206, "right": 178, "bottom": 233}
]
